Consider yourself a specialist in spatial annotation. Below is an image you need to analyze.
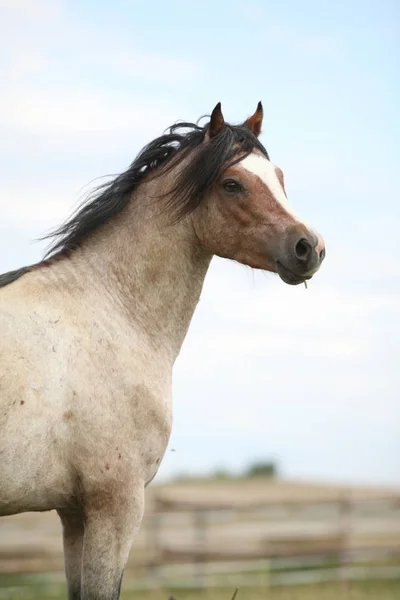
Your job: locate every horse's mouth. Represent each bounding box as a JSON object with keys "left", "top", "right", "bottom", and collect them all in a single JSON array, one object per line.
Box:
[{"left": 276, "top": 261, "right": 312, "bottom": 286}]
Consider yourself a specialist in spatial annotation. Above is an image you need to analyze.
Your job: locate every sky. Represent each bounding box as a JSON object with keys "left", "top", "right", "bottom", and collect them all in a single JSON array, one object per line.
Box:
[{"left": 0, "top": 0, "right": 399, "bottom": 486}]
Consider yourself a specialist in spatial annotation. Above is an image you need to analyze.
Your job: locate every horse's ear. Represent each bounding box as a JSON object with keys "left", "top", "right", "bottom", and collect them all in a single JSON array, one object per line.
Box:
[
  {"left": 207, "top": 102, "right": 225, "bottom": 138},
  {"left": 244, "top": 101, "right": 263, "bottom": 137}
]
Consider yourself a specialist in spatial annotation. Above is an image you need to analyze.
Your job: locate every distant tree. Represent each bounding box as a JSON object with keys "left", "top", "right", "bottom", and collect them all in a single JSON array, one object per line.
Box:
[
  {"left": 211, "top": 468, "right": 232, "bottom": 480},
  {"left": 245, "top": 461, "right": 277, "bottom": 478}
]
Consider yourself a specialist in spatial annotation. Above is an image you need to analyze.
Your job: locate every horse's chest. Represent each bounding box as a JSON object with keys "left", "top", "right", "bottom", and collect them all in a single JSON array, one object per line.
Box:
[{"left": 72, "top": 378, "right": 172, "bottom": 488}]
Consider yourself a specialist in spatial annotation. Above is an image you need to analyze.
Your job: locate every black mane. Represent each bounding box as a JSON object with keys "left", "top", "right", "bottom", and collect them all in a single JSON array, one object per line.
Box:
[
  {"left": 0, "top": 115, "right": 269, "bottom": 288},
  {"left": 0, "top": 267, "right": 32, "bottom": 289},
  {"left": 43, "top": 118, "right": 269, "bottom": 257}
]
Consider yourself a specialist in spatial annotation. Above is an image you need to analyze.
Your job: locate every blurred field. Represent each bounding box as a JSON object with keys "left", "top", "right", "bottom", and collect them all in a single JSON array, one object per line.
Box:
[
  {"left": 1, "top": 478, "right": 399, "bottom": 598},
  {"left": 2, "top": 479, "right": 400, "bottom": 572}
]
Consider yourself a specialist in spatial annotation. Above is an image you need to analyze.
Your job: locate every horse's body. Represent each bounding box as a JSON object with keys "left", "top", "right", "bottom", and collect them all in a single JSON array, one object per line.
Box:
[{"left": 0, "top": 103, "right": 325, "bottom": 599}]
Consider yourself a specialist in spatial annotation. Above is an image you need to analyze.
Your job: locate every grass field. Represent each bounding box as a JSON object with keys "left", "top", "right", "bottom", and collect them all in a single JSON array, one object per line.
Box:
[{"left": 1, "top": 576, "right": 400, "bottom": 600}]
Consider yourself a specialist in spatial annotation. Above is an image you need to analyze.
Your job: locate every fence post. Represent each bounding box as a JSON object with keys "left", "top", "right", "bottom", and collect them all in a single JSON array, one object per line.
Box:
[
  {"left": 147, "top": 500, "right": 162, "bottom": 589},
  {"left": 194, "top": 509, "right": 207, "bottom": 590},
  {"left": 338, "top": 492, "right": 352, "bottom": 591}
]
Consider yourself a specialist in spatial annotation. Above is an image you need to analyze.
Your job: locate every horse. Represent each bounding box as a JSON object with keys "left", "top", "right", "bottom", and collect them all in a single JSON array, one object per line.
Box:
[{"left": 0, "top": 102, "right": 325, "bottom": 599}]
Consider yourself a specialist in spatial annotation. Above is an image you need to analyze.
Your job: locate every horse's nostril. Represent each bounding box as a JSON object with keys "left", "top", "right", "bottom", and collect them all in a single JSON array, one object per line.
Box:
[
  {"left": 294, "top": 238, "right": 312, "bottom": 262},
  {"left": 319, "top": 247, "right": 326, "bottom": 261}
]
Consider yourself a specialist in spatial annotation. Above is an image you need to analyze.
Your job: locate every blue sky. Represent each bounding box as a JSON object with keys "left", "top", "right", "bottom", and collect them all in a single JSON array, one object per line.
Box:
[{"left": 0, "top": 0, "right": 399, "bottom": 486}]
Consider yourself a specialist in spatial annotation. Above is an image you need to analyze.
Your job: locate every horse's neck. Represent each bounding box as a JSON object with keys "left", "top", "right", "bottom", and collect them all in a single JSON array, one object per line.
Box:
[{"left": 66, "top": 182, "right": 211, "bottom": 361}]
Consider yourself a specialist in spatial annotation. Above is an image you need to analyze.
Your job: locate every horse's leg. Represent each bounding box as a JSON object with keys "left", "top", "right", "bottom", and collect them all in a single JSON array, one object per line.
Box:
[
  {"left": 58, "top": 510, "right": 84, "bottom": 600},
  {"left": 81, "top": 486, "right": 144, "bottom": 600}
]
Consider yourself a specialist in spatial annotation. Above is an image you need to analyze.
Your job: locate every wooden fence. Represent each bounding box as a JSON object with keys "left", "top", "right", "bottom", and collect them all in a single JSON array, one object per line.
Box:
[
  {"left": 1, "top": 480, "right": 400, "bottom": 589},
  {"left": 143, "top": 486, "right": 400, "bottom": 588}
]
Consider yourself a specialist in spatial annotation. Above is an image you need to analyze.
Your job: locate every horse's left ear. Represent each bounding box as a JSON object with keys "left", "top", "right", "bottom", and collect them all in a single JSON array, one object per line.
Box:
[{"left": 244, "top": 101, "right": 263, "bottom": 137}]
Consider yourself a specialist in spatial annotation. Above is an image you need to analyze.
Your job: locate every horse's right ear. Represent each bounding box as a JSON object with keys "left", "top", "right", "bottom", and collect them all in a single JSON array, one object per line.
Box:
[{"left": 207, "top": 102, "right": 225, "bottom": 138}]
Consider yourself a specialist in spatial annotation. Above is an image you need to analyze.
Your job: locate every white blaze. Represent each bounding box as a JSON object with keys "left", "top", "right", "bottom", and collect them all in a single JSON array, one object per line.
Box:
[{"left": 240, "top": 153, "right": 304, "bottom": 224}]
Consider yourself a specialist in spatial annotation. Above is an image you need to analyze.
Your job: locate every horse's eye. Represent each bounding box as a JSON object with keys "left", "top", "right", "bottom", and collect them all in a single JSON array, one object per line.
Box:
[{"left": 222, "top": 180, "right": 243, "bottom": 194}]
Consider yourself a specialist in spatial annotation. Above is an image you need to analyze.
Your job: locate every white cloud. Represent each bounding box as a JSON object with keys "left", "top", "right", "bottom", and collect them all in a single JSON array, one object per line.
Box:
[
  {"left": 0, "top": 86, "right": 178, "bottom": 134},
  {"left": 0, "top": 0, "right": 201, "bottom": 135},
  {"left": 0, "top": 0, "right": 61, "bottom": 18},
  {"left": 92, "top": 50, "right": 202, "bottom": 85},
  {"left": 177, "top": 323, "right": 370, "bottom": 377},
  {"left": 0, "top": 188, "right": 75, "bottom": 226}
]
